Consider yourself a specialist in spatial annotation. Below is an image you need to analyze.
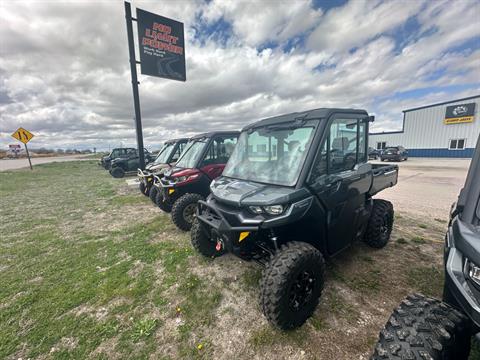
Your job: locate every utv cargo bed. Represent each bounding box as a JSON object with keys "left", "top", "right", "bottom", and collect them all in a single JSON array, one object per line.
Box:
[{"left": 369, "top": 164, "right": 398, "bottom": 196}]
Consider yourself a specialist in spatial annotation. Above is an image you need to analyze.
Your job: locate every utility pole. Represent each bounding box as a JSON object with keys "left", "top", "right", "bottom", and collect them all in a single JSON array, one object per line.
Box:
[{"left": 124, "top": 1, "right": 146, "bottom": 169}]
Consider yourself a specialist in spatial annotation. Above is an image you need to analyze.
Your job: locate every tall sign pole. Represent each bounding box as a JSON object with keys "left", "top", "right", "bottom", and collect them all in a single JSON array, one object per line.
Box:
[
  {"left": 124, "top": 1, "right": 146, "bottom": 170},
  {"left": 11, "top": 127, "right": 34, "bottom": 170}
]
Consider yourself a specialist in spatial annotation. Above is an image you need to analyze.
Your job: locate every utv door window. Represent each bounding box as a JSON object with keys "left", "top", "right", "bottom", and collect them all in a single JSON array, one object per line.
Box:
[
  {"left": 201, "top": 136, "right": 238, "bottom": 166},
  {"left": 328, "top": 118, "right": 358, "bottom": 173}
]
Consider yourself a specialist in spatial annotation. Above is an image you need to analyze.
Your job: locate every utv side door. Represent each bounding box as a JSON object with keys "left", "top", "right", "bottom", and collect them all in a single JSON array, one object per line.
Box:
[
  {"left": 308, "top": 114, "right": 371, "bottom": 256},
  {"left": 199, "top": 135, "right": 238, "bottom": 180}
]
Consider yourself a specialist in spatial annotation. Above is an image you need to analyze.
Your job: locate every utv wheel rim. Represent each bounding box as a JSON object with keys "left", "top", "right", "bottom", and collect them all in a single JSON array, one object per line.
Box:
[
  {"left": 289, "top": 271, "right": 315, "bottom": 311},
  {"left": 183, "top": 203, "right": 196, "bottom": 224}
]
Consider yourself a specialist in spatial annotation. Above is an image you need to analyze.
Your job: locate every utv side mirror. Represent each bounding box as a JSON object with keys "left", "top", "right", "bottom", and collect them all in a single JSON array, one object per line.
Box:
[{"left": 368, "top": 115, "right": 375, "bottom": 122}]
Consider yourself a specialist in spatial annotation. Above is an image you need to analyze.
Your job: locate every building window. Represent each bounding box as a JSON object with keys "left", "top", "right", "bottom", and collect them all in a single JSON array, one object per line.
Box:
[
  {"left": 376, "top": 141, "right": 386, "bottom": 150},
  {"left": 449, "top": 139, "right": 466, "bottom": 150}
]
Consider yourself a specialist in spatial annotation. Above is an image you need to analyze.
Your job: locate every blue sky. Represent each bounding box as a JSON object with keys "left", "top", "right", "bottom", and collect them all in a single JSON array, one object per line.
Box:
[{"left": 0, "top": 0, "right": 479, "bottom": 150}]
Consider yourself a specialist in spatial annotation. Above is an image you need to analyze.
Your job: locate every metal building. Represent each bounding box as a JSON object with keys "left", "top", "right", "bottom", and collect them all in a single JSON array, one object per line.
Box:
[{"left": 369, "top": 95, "right": 480, "bottom": 157}]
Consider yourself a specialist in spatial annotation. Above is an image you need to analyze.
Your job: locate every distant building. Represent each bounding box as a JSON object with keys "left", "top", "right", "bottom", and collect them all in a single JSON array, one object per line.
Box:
[{"left": 369, "top": 95, "right": 480, "bottom": 157}]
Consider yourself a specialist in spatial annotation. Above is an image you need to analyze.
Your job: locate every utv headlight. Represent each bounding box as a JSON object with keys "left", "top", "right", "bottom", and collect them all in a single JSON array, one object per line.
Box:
[
  {"left": 466, "top": 258, "right": 480, "bottom": 287},
  {"left": 249, "top": 206, "right": 263, "bottom": 214},
  {"left": 175, "top": 176, "right": 187, "bottom": 183},
  {"left": 263, "top": 205, "right": 284, "bottom": 215}
]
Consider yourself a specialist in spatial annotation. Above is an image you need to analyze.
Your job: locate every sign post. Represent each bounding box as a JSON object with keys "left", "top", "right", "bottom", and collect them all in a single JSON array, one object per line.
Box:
[
  {"left": 124, "top": 1, "right": 146, "bottom": 170},
  {"left": 11, "top": 127, "right": 34, "bottom": 170},
  {"left": 124, "top": 2, "right": 186, "bottom": 169}
]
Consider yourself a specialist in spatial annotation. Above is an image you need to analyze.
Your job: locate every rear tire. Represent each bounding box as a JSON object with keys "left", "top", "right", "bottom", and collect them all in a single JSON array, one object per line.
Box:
[
  {"left": 171, "top": 193, "right": 204, "bottom": 231},
  {"left": 364, "top": 199, "right": 394, "bottom": 248},
  {"left": 155, "top": 190, "right": 172, "bottom": 213},
  {"left": 371, "top": 293, "right": 471, "bottom": 360},
  {"left": 260, "top": 242, "right": 325, "bottom": 330},
  {"left": 110, "top": 167, "right": 124, "bottom": 178},
  {"left": 190, "top": 218, "right": 224, "bottom": 257}
]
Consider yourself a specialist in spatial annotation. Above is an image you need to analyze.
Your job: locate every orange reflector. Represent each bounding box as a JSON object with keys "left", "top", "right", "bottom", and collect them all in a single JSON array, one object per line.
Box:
[
  {"left": 239, "top": 232, "right": 250, "bottom": 242},
  {"left": 168, "top": 188, "right": 175, "bottom": 194}
]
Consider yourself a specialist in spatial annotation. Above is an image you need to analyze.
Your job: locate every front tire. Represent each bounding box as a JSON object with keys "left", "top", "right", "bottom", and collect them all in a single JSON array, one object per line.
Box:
[
  {"left": 110, "top": 167, "right": 125, "bottom": 178},
  {"left": 149, "top": 186, "right": 158, "bottom": 204},
  {"left": 260, "top": 242, "right": 325, "bottom": 330},
  {"left": 155, "top": 190, "right": 172, "bottom": 213},
  {"left": 139, "top": 181, "right": 148, "bottom": 196},
  {"left": 364, "top": 199, "right": 393, "bottom": 248},
  {"left": 171, "top": 193, "right": 204, "bottom": 231},
  {"left": 371, "top": 293, "right": 471, "bottom": 360},
  {"left": 191, "top": 218, "right": 224, "bottom": 257}
]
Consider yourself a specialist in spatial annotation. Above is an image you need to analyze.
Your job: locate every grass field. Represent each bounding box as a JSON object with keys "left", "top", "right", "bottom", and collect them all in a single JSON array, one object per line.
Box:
[{"left": 0, "top": 161, "right": 476, "bottom": 359}]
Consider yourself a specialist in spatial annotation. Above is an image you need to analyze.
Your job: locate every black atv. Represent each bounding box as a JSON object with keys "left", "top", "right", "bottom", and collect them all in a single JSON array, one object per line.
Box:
[
  {"left": 137, "top": 138, "right": 188, "bottom": 200},
  {"left": 155, "top": 131, "right": 239, "bottom": 231},
  {"left": 191, "top": 108, "right": 399, "bottom": 329},
  {"left": 109, "top": 148, "right": 155, "bottom": 178},
  {"left": 371, "top": 135, "right": 480, "bottom": 360}
]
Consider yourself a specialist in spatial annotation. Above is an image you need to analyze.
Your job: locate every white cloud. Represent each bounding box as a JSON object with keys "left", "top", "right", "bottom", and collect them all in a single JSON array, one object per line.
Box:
[{"left": 0, "top": 0, "right": 479, "bottom": 151}]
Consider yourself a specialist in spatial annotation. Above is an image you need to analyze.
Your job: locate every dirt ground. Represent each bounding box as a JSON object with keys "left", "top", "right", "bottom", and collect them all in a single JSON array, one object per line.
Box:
[{"left": 0, "top": 159, "right": 476, "bottom": 360}]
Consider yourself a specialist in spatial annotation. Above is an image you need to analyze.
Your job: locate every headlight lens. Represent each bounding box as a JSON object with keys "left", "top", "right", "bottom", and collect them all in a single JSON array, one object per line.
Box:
[
  {"left": 466, "top": 258, "right": 480, "bottom": 287},
  {"left": 176, "top": 176, "right": 187, "bottom": 183},
  {"left": 249, "top": 206, "right": 263, "bottom": 214},
  {"left": 264, "top": 205, "right": 284, "bottom": 215}
]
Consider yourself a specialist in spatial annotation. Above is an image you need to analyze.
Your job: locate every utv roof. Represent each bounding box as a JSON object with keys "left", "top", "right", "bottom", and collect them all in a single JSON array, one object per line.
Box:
[
  {"left": 164, "top": 137, "right": 189, "bottom": 144},
  {"left": 242, "top": 108, "right": 369, "bottom": 131},
  {"left": 190, "top": 130, "right": 240, "bottom": 140}
]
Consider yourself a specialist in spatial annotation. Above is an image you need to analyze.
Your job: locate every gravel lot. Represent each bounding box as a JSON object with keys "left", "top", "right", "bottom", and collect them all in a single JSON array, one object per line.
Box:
[{"left": 371, "top": 157, "right": 472, "bottom": 220}]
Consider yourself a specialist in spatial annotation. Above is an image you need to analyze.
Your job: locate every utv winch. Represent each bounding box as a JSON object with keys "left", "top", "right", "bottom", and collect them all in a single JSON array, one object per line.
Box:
[
  {"left": 154, "top": 131, "right": 239, "bottom": 231},
  {"left": 191, "top": 108, "right": 399, "bottom": 329}
]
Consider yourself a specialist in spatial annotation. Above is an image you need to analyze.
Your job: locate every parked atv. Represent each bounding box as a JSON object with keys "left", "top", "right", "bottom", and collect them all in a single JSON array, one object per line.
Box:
[
  {"left": 191, "top": 108, "right": 398, "bottom": 329},
  {"left": 100, "top": 147, "right": 137, "bottom": 169},
  {"left": 137, "top": 138, "right": 188, "bottom": 200},
  {"left": 156, "top": 131, "right": 239, "bottom": 231},
  {"left": 109, "top": 148, "right": 155, "bottom": 178},
  {"left": 371, "top": 135, "right": 480, "bottom": 360}
]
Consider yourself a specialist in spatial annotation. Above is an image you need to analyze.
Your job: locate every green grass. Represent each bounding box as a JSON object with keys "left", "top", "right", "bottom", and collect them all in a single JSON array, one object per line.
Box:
[
  {"left": 411, "top": 236, "right": 427, "bottom": 244},
  {"left": 0, "top": 161, "right": 218, "bottom": 359}
]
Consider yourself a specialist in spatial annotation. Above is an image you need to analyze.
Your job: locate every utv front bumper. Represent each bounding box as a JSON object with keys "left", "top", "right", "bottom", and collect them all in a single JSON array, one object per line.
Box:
[{"left": 445, "top": 217, "right": 480, "bottom": 329}]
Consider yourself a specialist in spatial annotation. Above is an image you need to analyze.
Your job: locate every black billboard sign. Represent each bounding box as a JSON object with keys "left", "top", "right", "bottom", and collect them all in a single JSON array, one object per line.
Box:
[
  {"left": 136, "top": 8, "right": 186, "bottom": 81},
  {"left": 444, "top": 102, "right": 476, "bottom": 125}
]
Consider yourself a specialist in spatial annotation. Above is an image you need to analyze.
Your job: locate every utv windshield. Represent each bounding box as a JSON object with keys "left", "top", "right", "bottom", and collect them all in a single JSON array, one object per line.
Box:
[
  {"left": 153, "top": 142, "right": 175, "bottom": 164},
  {"left": 223, "top": 124, "right": 315, "bottom": 186},
  {"left": 174, "top": 139, "right": 208, "bottom": 169}
]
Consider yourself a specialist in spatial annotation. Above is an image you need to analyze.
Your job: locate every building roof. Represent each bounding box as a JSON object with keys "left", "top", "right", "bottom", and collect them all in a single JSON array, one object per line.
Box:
[{"left": 402, "top": 95, "right": 480, "bottom": 113}]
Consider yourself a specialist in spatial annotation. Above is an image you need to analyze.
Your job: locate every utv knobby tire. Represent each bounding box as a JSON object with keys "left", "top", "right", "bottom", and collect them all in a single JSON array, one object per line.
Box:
[
  {"left": 139, "top": 181, "right": 148, "bottom": 196},
  {"left": 190, "top": 218, "right": 224, "bottom": 258},
  {"left": 371, "top": 293, "right": 471, "bottom": 360},
  {"left": 364, "top": 199, "right": 394, "bottom": 248},
  {"left": 149, "top": 186, "right": 159, "bottom": 204},
  {"left": 110, "top": 167, "right": 125, "bottom": 178},
  {"left": 155, "top": 190, "right": 172, "bottom": 213},
  {"left": 260, "top": 242, "right": 325, "bottom": 330},
  {"left": 171, "top": 193, "right": 204, "bottom": 231}
]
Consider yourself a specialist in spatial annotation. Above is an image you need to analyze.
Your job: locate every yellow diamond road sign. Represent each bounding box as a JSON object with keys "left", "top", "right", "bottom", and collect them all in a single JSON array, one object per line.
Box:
[{"left": 12, "top": 127, "right": 34, "bottom": 144}]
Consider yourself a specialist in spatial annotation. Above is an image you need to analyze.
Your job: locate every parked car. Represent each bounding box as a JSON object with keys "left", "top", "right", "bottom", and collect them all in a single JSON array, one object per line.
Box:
[
  {"left": 368, "top": 147, "right": 380, "bottom": 160},
  {"left": 137, "top": 138, "right": 188, "bottom": 200},
  {"left": 109, "top": 148, "right": 155, "bottom": 178},
  {"left": 155, "top": 131, "right": 239, "bottom": 231},
  {"left": 100, "top": 147, "right": 137, "bottom": 169},
  {"left": 380, "top": 146, "right": 408, "bottom": 161},
  {"left": 371, "top": 135, "right": 480, "bottom": 360},
  {"left": 191, "top": 108, "right": 398, "bottom": 329}
]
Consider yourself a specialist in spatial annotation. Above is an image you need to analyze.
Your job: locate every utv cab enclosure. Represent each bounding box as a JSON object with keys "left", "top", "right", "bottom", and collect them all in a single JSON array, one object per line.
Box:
[
  {"left": 137, "top": 138, "right": 188, "bottom": 199},
  {"left": 100, "top": 147, "right": 137, "bottom": 169},
  {"left": 192, "top": 108, "right": 398, "bottom": 329},
  {"left": 157, "top": 131, "right": 239, "bottom": 231}
]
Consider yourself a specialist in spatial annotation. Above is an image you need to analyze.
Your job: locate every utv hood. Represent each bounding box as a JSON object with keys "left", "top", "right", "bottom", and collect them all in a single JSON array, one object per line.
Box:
[
  {"left": 210, "top": 176, "right": 310, "bottom": 207},
  {"left": 146, "top": 162, "right": 170, "bottom": 173}
]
